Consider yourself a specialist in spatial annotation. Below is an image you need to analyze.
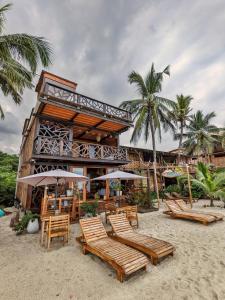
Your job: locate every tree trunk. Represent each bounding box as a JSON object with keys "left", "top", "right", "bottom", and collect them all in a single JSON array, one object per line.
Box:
[
  {"left": 146, "top": 168, "right": 152, "bottom": 208},
  {"left": 210, "top": 198, "right": 214, "bottom": 207},
  {"left": 149, "top": 115, "right": 160, "bottom": 205},
  {"left": 178, "top": 122, "right": 183, "bottom": 164}
]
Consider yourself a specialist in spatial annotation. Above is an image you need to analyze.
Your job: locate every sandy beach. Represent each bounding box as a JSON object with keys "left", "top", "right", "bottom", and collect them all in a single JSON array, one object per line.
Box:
[{"left": 0, "top": 200, "right": 225, "bottom": 300}]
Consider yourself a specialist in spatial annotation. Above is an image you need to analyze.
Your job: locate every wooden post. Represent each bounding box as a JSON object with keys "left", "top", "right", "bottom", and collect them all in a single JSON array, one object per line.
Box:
[
  {"left": 59, "top": 139, "right": 64, "bottom": 156},
  {"left": 186, "top": 164, "right": 193, "bottom": 208},
  {"left": 105, "top": 168, "right": 110, "bottom": 200},
  {"left": 83, "top": 166, "right": 87, "bottom": 201},
  {"left": 153, "top": 162, "right": 160, "bottom": 208}
]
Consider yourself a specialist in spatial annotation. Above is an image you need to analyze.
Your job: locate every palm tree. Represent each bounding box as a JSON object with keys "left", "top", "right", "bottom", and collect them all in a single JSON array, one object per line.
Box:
[
  {"left": 169, "top": 94, "right": 193, "bottom": 149},
  {"left": 120, "top": 63, "right": 175, "bottom": 201},
  {"left": 0, "top": 3, "right": 52, "bottom": 119},
  {"left": 192, "top": 162, "right": 225, "bottom": 207},
  {"left": 181, "top": 110, "right": 220, "bottom": 157}
]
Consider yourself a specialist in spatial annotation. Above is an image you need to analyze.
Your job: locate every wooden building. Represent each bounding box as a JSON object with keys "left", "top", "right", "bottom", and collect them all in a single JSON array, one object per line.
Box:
[
  {"left": 16, "top": 71, "right": 185, "bottom": 211},
  {"left": 16, "top": 71, "right": 132, "bottom": 209}
]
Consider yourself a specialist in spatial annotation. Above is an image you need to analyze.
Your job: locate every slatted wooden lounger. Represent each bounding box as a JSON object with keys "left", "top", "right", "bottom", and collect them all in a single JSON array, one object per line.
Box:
[
  {"left": 108, "top": 214, "right": 175, "bottom": 265},
  {"left": 79, "top": 217, "right": 149, "bottom": 282},
  {"left": 175, "top": 199, "right": 224, "bottom": 221},
  {"left": 165, "top": 200, "right": 216, "bottom": 225}
]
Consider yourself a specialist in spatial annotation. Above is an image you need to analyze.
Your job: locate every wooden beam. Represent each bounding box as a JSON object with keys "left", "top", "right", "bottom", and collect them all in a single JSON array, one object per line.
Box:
[
  {"left": 32, "top": 154, "right": 129, "bottom": 165},
  {"left": 70, "top": 112, "right": 79, "bottom": 121}
]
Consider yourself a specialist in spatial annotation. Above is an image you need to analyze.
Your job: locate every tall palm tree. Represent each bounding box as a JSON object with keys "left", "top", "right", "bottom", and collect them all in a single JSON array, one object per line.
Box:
[
  {"left": 0, "top": 3, "right": 52, "bottom": 119},
  {"left": 192, "top": 162, "right": 225, "bottom": 207},
  {"left": 120, "top": 63, "right": 175, "bottom": 201},
  {"left": 181, "top": 110, "right": 220, "bottom": 157},
  {"left": 169, "top": 94, "right": 193, "bottom": 149}
]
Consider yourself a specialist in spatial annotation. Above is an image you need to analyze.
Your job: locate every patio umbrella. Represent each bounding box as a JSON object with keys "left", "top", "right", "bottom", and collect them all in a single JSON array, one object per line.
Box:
[
  {"left": 18, "top": 169, "right": 88, "bottom": 187},
  {"left": 92, "top": 170, "right": 146, "bottom": 181},
  {"left": 93, "top": 170, "right": 146, "bottom": 203},
  {"left": 18, "top": 169, "right": 88, "bottom": 209}
]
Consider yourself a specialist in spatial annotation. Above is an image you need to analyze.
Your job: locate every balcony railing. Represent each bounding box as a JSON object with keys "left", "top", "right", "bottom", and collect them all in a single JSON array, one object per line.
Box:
[
  {"left": 43, "top": 82, "right": 132, "bottom": 122},
  {"left": 33, "top": 136, "right": 128, "bottom": 161}
]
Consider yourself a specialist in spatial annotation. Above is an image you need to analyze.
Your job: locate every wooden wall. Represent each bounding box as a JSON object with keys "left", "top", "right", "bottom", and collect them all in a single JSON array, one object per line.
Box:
[{"left": 16, "top": 118, "right": 37, "bottom": 208}]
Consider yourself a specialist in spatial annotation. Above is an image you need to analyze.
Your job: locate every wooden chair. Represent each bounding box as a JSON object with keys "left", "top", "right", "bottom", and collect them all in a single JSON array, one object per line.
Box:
[
  {"left": 104, "top": 202, "right": 117, "bottom": 223},
  {"left": 175, "top": 199, "right": 224, "bottom": 221},
  {"left": 47, "top": 214, "right": 70, "bottom": 249},
  {"left": 108, "top": 214, "right": 175, "bottom": 265},
  {"left": 164, "top": 200, "right": 216, "bottom": 225},
  {"left": 79, "top": 217, "right": 149, "bottom": 282},
  {"left": 124, "top": 205, "right": 139, "bottom": 228}
]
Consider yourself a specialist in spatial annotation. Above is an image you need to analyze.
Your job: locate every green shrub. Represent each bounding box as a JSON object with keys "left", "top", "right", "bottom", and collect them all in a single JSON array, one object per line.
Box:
[
  {"left": 164, "top": 184, "right": 180, "bottom": 194},
  {"left": 14, "top": 212, "right": 39, "bottom": 235},
  {"left": 81, "top": 201, "right": 98, "bottom": 217},
  {"left": 128, "top": 190, "right": 157, "bottom": 208}
]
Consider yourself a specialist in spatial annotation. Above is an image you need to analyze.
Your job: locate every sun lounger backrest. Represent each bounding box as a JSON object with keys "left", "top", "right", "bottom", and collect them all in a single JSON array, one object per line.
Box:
[
  {"left": 80, "top": 217, "right": 108, "bottom": 243},
  {"left": 108, "top": 214, "right": 133, "bottom": 234},
  {"left": 165, "top": 200, "right": 182, "bottom": 213},
  {"left": 175, "top": 199, "right": 188, "bottom": 211}
]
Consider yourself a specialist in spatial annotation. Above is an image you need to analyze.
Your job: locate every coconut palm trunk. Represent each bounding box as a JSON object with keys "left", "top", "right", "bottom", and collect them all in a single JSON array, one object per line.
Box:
[{"left": 149, "top": 113, "right": 159, "bottom": 200}]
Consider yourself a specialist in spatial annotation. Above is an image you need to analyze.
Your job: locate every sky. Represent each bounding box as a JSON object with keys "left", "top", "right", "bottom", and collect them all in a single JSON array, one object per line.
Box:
[{"left": 0, "top": 0, "right": 225, "bottom": 154}]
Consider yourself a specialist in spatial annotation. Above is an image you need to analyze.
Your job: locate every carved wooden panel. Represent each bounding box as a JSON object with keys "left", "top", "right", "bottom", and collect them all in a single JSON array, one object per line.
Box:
[
  {"left": 34, "top": 164, "right": 68, "bottom": 174},
  {"left": 34, "top": 120, "right": 72, "bottom": 156}
]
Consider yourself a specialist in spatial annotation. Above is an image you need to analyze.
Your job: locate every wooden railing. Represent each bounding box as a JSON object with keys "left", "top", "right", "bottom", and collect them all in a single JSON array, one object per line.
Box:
[
  {"left": 33, "top": 136, "right": 128, "bottom": 161},
  {"left": 43, "top": 82, "right": 132, "bottom": 122}
]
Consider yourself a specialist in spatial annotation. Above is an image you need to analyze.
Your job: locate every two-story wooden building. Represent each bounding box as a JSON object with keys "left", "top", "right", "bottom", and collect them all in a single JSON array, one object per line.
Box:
[{"left": 16, "top": 71, "right": 133, "bottom": 209}]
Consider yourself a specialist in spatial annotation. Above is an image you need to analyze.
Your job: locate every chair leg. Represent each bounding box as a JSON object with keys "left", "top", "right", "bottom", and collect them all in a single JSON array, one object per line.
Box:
[{"left": 47, "top": 235, "right": 51, "bottom": 249}]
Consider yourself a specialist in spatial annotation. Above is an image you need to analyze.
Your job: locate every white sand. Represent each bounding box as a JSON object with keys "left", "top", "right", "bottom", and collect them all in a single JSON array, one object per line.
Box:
[{"left": 0, "top": 200, "right": 225, "bottom": 300}]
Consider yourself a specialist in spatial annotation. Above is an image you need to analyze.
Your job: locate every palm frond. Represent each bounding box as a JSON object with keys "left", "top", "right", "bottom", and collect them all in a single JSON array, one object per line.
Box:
[
  {"left": 0, "top": 3, "right": 12, "bottom": 33},
  {"left": 0, "top": 34, "right": 52, "bottom": 73},
  {"left": 128, "top": 71, "right": 147, "bottom": 97}
]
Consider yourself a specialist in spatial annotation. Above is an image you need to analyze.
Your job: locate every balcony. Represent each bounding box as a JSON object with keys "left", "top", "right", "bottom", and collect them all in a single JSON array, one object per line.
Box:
[
  {"left": 33, "top": 136, "right": 128, "bottom": 163},
  {"left": 42, "top": 82, "right": 132, "bottom": 123}
]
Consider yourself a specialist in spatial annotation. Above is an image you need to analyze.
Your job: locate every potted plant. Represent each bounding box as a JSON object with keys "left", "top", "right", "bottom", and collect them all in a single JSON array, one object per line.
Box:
[
  {"left": 113, "top": 182, "right": 124, "bottom": 196},
  {"left": 80, "top": 201, "right": 98, "bottom": 218},
  {"left": 14, "top": 211, "right": 39, "bottom": 235}
]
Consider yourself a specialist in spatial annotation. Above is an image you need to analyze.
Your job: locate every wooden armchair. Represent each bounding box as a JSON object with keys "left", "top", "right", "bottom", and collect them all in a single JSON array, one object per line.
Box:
[
  {"left": 47, "top": 214, "right": 70, "bottom": 249},
  {"left": 104, "top": 202, "right": 117, "bottom": 223},
  {"left": 125, "top": 205, "right": 138, "bottom": 228}
]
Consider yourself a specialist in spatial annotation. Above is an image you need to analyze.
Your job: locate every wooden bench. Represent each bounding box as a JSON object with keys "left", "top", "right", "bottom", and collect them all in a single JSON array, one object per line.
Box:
[
  {"left": 108, "top": 214, "right": 175, "bottom": 265},
  {"left": 79, "top": 217, "right": 149, "bottom": 282}
]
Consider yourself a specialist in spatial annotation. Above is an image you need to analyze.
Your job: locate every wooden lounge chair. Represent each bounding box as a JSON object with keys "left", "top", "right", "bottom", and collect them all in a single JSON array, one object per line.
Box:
[
  {"left": 79, "top": 217, "right": 149, "bottom": 282},
  {"left": 175, "top": 199, "right": 224, "bottom": 221},
  {"left": 108, "top": 214, "right": 175, "bottom": 265},
  {"left": 165, "top": 200, "right": 216, "bottom": 225}
]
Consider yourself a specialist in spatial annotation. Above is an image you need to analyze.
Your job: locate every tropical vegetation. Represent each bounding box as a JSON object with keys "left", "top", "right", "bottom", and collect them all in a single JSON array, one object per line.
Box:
[
  {"left": 0, "top": 3, "right": 52, "bottom": 119},
  {"left": 169, "top": 94, "right": 193, "bottom": 149},
  {"left": 0, "top": 151, "right": 18, "bottom": 207},
  {"left": 192, "top": 162, "right": 225, "bottom": 207},
  {"left": 181, "top": 110, "right": 220, "bottom": 156},
  {"left": 120, "top": 63, "right": 175, "bottom": 203}
]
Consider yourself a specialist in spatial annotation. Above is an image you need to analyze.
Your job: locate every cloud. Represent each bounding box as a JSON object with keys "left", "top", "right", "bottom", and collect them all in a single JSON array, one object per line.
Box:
[{"left": 0, "top": 0, "right": 225, "bottom": 153}]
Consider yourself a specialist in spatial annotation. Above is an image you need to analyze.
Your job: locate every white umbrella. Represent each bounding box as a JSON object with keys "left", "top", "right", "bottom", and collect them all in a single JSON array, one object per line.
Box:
[
  {"left": 92, "top": 170, "right": 146, "bottom": 181},
  {"left": 18, "top": 169, "right": 88, "bottom": 214},
  {"left": 93, "top": 171, "right": 146, "bottom": 204},
  {"left": 18, "top": 169, "right": 88, "bottom": 186}
]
